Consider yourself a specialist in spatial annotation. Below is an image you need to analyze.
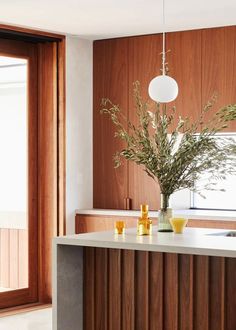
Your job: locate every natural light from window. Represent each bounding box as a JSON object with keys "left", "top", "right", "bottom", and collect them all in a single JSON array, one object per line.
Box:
[{"left": 191, "top": 133, "right": 236, "bottom": 210}]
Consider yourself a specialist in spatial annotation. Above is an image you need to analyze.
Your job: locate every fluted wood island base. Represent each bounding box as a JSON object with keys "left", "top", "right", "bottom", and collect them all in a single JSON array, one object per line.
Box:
[{"left": 53, "top": 228, "right": 236, "bottom": 330}]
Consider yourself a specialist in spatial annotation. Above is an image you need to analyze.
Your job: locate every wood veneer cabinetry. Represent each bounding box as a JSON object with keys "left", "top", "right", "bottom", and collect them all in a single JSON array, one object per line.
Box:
[
  {"left": 93, "top": 39, "right": 129, "bottom": 209},
  {"left": 75, "top": 214, "right": 236, "bottom": 234},
  {"left": 128, "top": 35, "right": 162, "bottom": 210},
  {"left": 202, "top": 26, "right": 236, "bottom": 131},
  {"left": 93, "top": 26, "right": 236, "bottom": 210},
  {"left": 166, "top": 30, "right": 202, "bottom": 124}
]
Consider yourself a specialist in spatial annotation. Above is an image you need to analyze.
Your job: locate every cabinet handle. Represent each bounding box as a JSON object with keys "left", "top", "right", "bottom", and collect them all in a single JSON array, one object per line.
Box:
[
  {"left": 126, "top": 198, "right": 131, "bottom": 210},
  {"left": 123, "top": 198, "right": 131, "bottom": 210},
  {"left": 123, "top": 198, "right": 127, "bottom": 210}
]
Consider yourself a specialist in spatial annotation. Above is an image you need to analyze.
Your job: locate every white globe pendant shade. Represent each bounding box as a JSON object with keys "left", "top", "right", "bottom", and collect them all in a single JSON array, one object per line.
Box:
[{"left": 148, "top": 74, "right": 178, "bottom": 103}]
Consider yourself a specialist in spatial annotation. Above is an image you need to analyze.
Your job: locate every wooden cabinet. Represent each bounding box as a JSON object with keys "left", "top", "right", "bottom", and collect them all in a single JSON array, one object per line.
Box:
[
  {"left": 93, "top": 39, "right": 129, "bottom": 209},
  {"left": 75, "top": 214, "right": 140, "bottom": 233},
  {"left": 202, "top": 26, "right": 236, "bottom": 131},
  {"left": 128, "top": 35, "right": 162, "bottom": 210},
  {"left": 166, "top": 30, "right": 202, "bottom": 125},
  {"left": 75, "top": 214, "right": 236, "bottom": 234},
  {"left": 93, "top": 27, "right": 236, "bottom": 210}
]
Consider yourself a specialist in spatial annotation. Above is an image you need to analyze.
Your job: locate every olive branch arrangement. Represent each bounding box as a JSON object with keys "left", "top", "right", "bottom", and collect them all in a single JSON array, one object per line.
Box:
[{"left": 101, "top": 81, "right": 236, "bottom": 206}]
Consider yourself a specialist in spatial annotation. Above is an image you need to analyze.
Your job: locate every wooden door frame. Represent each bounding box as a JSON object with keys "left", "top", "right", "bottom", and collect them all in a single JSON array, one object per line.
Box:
[{"left": 0, "top": 24, "right": 66, "bottom": 306}]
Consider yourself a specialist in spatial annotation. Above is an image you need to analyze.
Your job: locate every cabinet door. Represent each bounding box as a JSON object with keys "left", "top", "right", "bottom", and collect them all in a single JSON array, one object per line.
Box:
[
  {"left": 166, "top": 30, "right": 202, "bottom": 126},
  {"left": 202, "top": 27, "right": 236, "bottom": 132},
  {"left": 93, "top": 39, "right": 129, "bottom": 209},
  {"left": 128, "top": 35, "right": 162, "bottom": 210}
]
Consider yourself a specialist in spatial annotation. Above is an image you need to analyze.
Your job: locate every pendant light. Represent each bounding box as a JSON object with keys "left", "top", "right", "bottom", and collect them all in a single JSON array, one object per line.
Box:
[{"left": 148, "top": 0, "right": 178, "bottom": 103}]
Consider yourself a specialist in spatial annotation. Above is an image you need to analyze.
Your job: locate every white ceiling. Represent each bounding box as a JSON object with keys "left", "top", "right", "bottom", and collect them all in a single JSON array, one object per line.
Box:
[{"left": 0, "top": 0, "right": 236, "bottom": 40}]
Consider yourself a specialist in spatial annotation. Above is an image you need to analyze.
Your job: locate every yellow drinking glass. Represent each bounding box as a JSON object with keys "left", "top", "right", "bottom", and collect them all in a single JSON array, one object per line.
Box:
[
  {"left": 114, "top": 220, "right": 126, "bottom": 234},
  {"left": 170, "top": 218, "right": 188, "bottom": 234}
]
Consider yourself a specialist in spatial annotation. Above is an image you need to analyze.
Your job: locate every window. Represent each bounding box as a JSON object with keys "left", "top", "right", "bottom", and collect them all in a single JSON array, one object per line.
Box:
[{"left": 190, "top": 133, "right": 236, "bottom": 210}]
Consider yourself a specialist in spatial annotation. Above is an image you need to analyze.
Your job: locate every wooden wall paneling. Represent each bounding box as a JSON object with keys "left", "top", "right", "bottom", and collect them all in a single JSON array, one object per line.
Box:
[
  {"left": 122, "top": 250, "right": 135, "bottom": 330},
  {"left": 149, "top": 252, "right": 163, "bottom": 330},
  {"left": 193, "top": 255, "right": 209, "bottom": 330},
  {"left": 84, "top": 249, "right": 236, "bottom": 329},
  {"left": 225, "top": 258, "right": 236, "bottom": 330},
  {"left": 93, "top": 39, "right": 129, "bottom": 209},
  {"left": 84, "top": 247, "right": 95, "bottom": 330},
  {"left": 95, "top": 248, "right": 108, "bottom": 330},
  {"left": 108, "top": 249, "right": 121, "bottom": 330},
  {"left": 163, "top": 253, "right": 178, "bottom": 330},
  {"left": 179, "top": 254, "right": 193, "bottom": 330},
  {"left": 128, "top": 35, "right": 162, "bottom": 210},
  {"left": 9, "top": 230, "right": 19, "bottom": 289},
  {"left": 38, "top": 41, "right": 58, "bottom": 303},
  {"left": 0, "top": 229, "right": 28, "bottom": 291},
  {"left": 0, "top": 229, "right": 10, "bottom": 288},
  {"left": 18, "top": 230, "right": 28, "bottom": 288},
  {"left": 209, "top": 257, "right": 225, "bottom": 330},
  {"left": 202, "top": 26, "right": 236, "bottom": 132},
  {"left": 166, "top": 30, "right": 202, "bottom": 126},
  {"left": 135, "top": 251, "right": 149, "bottom": 330}
]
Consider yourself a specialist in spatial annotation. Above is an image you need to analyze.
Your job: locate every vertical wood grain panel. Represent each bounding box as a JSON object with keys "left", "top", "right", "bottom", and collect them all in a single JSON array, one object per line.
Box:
[
  {"left": 93, "top": 38, "right": 128, "bottom": 209},
  {"left": 9, "top": 229, "right": 19, "bottom": 289},
  {"left": 84, "top": 248, "right": 236, "bottom": 330},
  {"left": 95, "top": 248, "right": 108, "bottom": 330},
  {"left": 193, "top": 255, "right": 209, "bottom": 330},
  {"left": 179, "top": 254, "right": 193, "bottom": 330},
  {"left": 122, "top": 250, "right": 135, "bottom": 330},
  {"left": 166, "top": 30, "right": 202, "bottom": 126},
  {"left": 135, "top": 251, "right": 149, "bottom": 330},
  {"left": 109, "top": 249, "right": 121, "bottom": 330},
  {"left": 57, "top": 39, "right": 66, "bottom": 236},
  {"left": 164, "top": 253, "right": 178, "bottom": 330},
  {"left": 225, "top": 258, "right": 236, "bottom": 330},
  {"left": 84, "top": 247, "right": 95, "bottom": 330},
  {"left": 209, "top": 257, "right": 225, "bottom": 330},
  {"left": 202, "top": 26, "right": 236, "bottom": 132},
  {"left": 38, "top": 41, "right": 57, "bottom": 303},
  {"left": 18, "top": 229, "right": 28, "bottom": 288},
  {"left": 149, "top": 252, "right": 163, "bottom": 330},
  {"left": 128, "top": 35, "right": 162, "bottom": 210},
  {"left": 0, "top": 229, "right": 10, "bottom": 288}
]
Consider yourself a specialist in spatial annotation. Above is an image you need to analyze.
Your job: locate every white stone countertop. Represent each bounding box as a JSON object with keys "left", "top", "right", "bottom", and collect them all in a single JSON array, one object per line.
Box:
[
  {"left": 75, "top": 208, "right": 236, "bottom": 221},
  {"left": 54, "top": 227, "right": 236, "bottom": 258}
]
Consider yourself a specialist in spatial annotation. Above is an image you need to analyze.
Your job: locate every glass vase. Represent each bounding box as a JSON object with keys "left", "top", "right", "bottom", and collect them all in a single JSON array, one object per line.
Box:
[{"left": 158, "top": 193, "right": 173, "bottom": 232}]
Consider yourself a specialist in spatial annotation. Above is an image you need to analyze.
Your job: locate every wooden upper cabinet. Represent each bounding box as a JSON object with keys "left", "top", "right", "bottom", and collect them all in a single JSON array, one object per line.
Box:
[
  {"left": 128, "top": 35, "right": 162, "bottom": 210},
  {"left": 202, "top": 26, "right": 236, "bottom": 132},
  {"left": 93, "top": 27, "right": 236, "bottom": 211},
  {"left": 166, "top": 30, "right": 202, "bottom": 126},
  {"left": 93, "top": 39, "right": 129, "bottom": 209}
]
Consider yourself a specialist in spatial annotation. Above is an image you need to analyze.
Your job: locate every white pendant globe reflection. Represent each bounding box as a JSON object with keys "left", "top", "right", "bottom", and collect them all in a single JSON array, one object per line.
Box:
[{"left": 148, "top": 75, "right": 178, "bottom": 103}]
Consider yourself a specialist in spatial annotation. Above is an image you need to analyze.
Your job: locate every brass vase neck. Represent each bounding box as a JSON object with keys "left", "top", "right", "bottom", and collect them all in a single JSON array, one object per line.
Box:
[{"left": 140, "top": 204, "right": 149, "bottom": 218}]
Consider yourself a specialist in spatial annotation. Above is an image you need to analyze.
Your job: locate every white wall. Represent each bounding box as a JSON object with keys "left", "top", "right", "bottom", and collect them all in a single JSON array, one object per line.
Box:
[{"left": 66, "top": 36, "right": 93, "bottom": 234}]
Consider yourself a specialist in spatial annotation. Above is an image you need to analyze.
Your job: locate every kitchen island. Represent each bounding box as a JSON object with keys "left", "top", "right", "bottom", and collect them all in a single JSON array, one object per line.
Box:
[{"left": 53, "top": 227, "right": 236, "bottom": 330}]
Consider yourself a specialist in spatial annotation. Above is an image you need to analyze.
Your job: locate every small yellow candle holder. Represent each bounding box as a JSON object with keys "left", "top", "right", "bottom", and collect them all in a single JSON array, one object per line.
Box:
[
  {"left": 170, "top": 218, "right": 188, "bottom": 234},
  {"left": 114, "top": 220, "right": 126, "bottom": 235}
]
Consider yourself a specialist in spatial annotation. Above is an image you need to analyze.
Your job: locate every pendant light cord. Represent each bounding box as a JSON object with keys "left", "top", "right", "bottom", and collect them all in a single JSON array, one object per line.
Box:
[{"left": 162, "top": 0, "right": 166, "bottom": 75}]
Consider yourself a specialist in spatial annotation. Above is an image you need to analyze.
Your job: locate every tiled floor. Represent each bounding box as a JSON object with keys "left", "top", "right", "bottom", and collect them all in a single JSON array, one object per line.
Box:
[{"left": 0, "top": 308, "right": 52, "bottom": 330}]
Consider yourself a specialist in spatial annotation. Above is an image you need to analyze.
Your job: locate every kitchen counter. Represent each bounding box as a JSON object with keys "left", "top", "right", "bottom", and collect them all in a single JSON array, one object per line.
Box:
[
  {"left": 76, "top": 208, "right": 236, "bottom": 221},
  {"left": 53, "top": 227, "right": 236, "bottom": 330},
  {"left": 54, "top": 227, "right": 236, "bottom": 258}
]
